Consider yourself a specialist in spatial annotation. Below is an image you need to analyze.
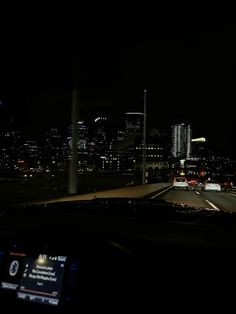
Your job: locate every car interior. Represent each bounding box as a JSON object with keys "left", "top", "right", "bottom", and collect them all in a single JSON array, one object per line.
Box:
[
  {"left": 0, "top": 9, "right": 235, "bottom": 313},
  {"left": 0, "top": 201, "right": 236, "bottom": 311}
]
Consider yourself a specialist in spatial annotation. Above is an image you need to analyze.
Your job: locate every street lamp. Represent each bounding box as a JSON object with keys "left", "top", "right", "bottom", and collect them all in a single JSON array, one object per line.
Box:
[{"left": 68, "top": 88, "right": 79, "bottom": 194}]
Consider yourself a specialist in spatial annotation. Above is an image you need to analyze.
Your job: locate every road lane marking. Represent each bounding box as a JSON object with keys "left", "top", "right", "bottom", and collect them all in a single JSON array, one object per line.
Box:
[
  {"left": 228, "top": 193, "right": 236, "bottom": 197},
  {"left": 204, "top": 200, "right": 220, "bottom": 211},
  {"left": 195, "top": 191, "right": 200, "bottom": 195},
  {"left": 150, "top": 186, "right": 173, "bottom": 199}
]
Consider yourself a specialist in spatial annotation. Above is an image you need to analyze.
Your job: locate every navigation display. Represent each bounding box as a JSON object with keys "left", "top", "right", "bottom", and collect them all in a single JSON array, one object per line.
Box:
[{"left": 17, "top": 254, "right": 67, "bottom": 306}]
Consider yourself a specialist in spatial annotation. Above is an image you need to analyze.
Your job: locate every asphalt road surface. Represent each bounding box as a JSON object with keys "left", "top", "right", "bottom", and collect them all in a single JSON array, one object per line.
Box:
[
  {"left": 35, "top": 181, "right": 236, "bottom": 212},
  {"left": 151, "top": 186, "right": 236, "bottom": 212}
]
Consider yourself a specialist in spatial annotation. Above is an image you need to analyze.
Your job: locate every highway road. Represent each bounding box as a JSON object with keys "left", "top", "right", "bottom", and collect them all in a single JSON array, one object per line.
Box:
[
  {"left": 39, "top": 181, "right": 236, "bottom": 212},
  {"left": 150, "top": 186, "right": 236, "bottom": 212}
]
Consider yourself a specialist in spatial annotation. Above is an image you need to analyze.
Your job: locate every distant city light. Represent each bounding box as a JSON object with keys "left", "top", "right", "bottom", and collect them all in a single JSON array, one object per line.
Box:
[
  {"left": 95, "top": 117, "right": 107, "bottom": 122},
  {"left": 191, "top": 137, "right": 206, "bottom": 142},
  {"left": 125, "top": 112, "right": 144, "bottom": 115},
  {"left": 0, "top": 114, "right": 234, "bottom": 177}
]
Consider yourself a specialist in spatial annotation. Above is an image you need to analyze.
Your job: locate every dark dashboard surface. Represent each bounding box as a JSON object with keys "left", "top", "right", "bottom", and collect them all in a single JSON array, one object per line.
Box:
[{"left": 0, "top": 200, "right": 236, "bottom": 311}]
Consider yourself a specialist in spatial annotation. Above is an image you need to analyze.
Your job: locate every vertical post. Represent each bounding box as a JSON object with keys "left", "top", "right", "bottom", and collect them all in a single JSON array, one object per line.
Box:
[
  {"left": 68, "top": 88, "right": 79, "bottom": 194},
  {"left": 142, "top": 89, "right": 147, "bottom": 185}
]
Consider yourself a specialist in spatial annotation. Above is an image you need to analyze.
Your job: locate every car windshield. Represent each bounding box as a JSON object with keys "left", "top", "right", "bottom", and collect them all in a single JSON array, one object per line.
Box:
[
  {"left": 0, "top": 15, "right": 235, "bottom": 213},
  {"left": 1, "top": 10, "right": 236, "bottom": 312}
]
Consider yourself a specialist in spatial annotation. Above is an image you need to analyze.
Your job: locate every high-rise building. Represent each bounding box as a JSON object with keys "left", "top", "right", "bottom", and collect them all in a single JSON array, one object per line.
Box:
[
  {"left": 42, "top": 128, "right": 65, "bottom": 172},
  {"left": 171, "top": 123, "right": 192, "bottom": 158},
  {"left": 68, "top": 121, "right": 89, "bottom": 152},
  {"left": 0, "top": 130, "right": 24, "bottom": 170},
  {"left": 191, "top": 137, "right": 207, "bottom": 159},
  {"left": 93, "top": 116, "right": 108, "bottom": 149},
  {"left": 92, "top": 117, "right": 108, "bottom": 171},
  {"left": 125, "top": 112, "right": 143, "bottom": 136},
  {"left": 23, "top": 140, "right": 41, "bottom": 170},
  {"left": 67, "top": 121, "right": 90, "bottom": 171},
  {"left": 123, "top": 112, "right": 144, "bottom": 156}
]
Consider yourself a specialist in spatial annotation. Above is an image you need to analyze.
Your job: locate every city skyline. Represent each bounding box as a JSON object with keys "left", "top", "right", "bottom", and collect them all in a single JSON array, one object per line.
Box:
[
  {"left": 0, "top": 118, "right": 235, "bottom": 189},
  {"left": 0, "top": 18, "right": 235, "bottom": 158},
  {"left": 0, "top": 107, "right": 233, "bottom": 159}
]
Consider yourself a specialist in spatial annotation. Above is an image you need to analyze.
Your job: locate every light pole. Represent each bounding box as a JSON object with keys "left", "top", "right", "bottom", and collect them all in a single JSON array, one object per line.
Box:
[
  {"left": 68, "top": 88, "right": 79, "bottom": 194},
  {"left": 142, "top": 89, "right": 147, "bottom": 185}
]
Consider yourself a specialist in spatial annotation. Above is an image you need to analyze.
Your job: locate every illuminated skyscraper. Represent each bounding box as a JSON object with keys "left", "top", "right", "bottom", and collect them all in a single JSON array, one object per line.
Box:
[
  {"left": 42, "top": 128, "right": 64, "bottom": 171},
  {"left": 93, "top": 116, "right": 108, "bottom": 148},
  {"left": 171, "top": 123, "right": 192, "bottom": 158},
  {"left": 125, "top": 112, "right": 143, "bottom": 134},
  {"left": 67, "top": 121, "right": 89, "bottom": 171}
]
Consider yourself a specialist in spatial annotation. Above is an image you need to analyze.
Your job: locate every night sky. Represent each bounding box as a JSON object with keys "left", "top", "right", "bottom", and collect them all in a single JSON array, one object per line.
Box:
[{"left": 0, "top": 12, "right": 235, "bottom": 156}]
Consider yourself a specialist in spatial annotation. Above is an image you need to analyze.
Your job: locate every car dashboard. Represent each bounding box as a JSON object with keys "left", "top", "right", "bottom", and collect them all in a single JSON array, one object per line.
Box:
[{"left": 0, "top": 201, "right": 236, "bottom": 311}]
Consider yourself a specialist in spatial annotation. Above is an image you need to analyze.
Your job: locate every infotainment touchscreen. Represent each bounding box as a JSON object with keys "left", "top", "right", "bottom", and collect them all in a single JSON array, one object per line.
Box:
[
  {"left": 1, "top": 251, "right": 68, "bottom": 306},
  {"left": 16, "top": 254, "right": 67, "bottom": 306}
]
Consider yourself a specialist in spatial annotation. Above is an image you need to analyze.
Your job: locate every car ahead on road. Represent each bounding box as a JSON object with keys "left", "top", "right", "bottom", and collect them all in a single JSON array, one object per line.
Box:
[
  {"left": 172, "top": 176, "right": 189, "bottom": 190},
  {"left": 187, "top": 178, "right": 199, "bottom": 188},
  {"left": 202, "top": 180, "right": 221, "bottom": 192}
]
